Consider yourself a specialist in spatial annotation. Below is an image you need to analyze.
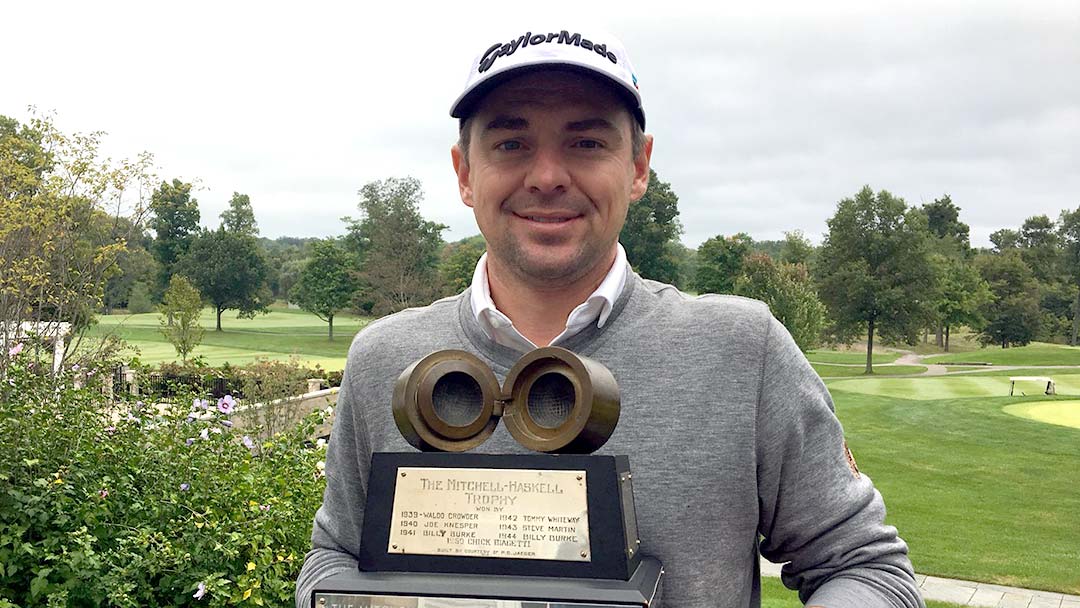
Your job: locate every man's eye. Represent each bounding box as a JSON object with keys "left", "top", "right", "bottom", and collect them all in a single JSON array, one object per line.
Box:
[
  {"left": 574, "top": 139, "right": 602, "bottom": 149},
  {"left": 497, "top": 141, "right": 522, "bottom": 151}
]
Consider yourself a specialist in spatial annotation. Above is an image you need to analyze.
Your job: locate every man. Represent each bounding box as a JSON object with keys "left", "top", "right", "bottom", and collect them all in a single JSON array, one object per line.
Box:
[{"left": 297, "top": 27, "right": 924, "bottom": 608}]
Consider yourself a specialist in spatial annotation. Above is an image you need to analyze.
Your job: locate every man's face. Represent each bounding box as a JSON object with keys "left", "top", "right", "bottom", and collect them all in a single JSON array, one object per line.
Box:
[{"left": 452, "top": 70, "right": 652, "bottom": 287}]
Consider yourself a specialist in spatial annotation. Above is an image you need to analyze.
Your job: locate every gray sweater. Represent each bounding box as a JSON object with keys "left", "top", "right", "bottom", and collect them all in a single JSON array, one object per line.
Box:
[{"left": 296, "top": 273, "right": 923, "bottom": 607}]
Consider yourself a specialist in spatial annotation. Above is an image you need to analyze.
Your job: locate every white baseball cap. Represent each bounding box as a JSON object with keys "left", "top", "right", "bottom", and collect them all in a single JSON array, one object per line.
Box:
[{"left": 450, "top": 28, "right": 645, "bottom": 129}]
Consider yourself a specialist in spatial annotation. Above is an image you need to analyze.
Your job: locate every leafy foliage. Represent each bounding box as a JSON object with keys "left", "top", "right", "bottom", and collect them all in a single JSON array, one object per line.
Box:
[
  {"left": 975, "top": 250, "right": 1042, "bottom": 347},
  {"left": 344, "top": 177, "right": 446, "bottom": 316},
  {"left": 149, "top": 179, "right": 200, "bottom": 296},
  {"left": 289, "top": 239, "right": 358, "bottom": 340},
  {"left": 735, "top": 253, "right": 825, "bottom": 352},
  {"left": 160, "top": 275, "right": 206, "bottom": 362},
  {"left": 693, "top": 233, "right": 752, "bottom": 294},
  {"left": 619, "top": 169, "right": 683, "bottom": 285},
  {"left": 0, "top": 357, "right": 327, "bottom": 607},
  {"left": 816, "top": 186, "right": 935, "bottom": 372},
  {"left": 438, "top": 234, "right": 487, "bottom": 295},
  {"left": 220, "top": 193, "right": 258, "bottom": 237},
  {"left": 179, "top": 229, "right": 271, "bottom": 331}
]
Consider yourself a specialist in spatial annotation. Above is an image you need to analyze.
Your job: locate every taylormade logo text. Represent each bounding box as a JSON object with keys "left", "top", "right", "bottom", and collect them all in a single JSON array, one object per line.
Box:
[{"left": 478, "top": 30, "right": 618, "bottom": 73}]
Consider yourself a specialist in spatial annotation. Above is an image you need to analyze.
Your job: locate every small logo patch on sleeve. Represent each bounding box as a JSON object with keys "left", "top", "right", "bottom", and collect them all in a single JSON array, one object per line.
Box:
[{"left": 843, "top": 440, "right": 860, "bottom": 479}]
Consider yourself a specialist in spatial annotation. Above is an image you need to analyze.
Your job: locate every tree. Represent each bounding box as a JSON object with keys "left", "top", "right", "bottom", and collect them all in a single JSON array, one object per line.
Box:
[
  {"left": 344, "top": 177, "right": 446, "bottom": 316},
  {"left": 2, "top": 112, "right": 153, "bottom": 373},
  {"left": 1018, "top": 215, "right": 1060, "bottom": 283},
  {"left": 694, "top": 233, "right": 752, "bottom": 294},
  {"left": 619, "top": 169, "right": 683, "bottom": 284},
  {"left": 735, "top": 252, "right": 826, "bottom": 352},
  {"left": 931, "top": 255, "right": 991, "bottom": 351},
  {"left": 290, "top": 239, "right": 358, "bottom": 340},
  {"left": 220, "top": 192, "right": 258, "bottom": 236},
  {"left": 1057, "top": 205, "right": 1080, "bottom": 344},
  {"left": 779, "top": 230, "right": 816, "bottom": 266},
  {"left": 149, "top": 179, "right": 200, "bottom": 295},
  {"left": 178, "top": 228, "right": 270, "bottom": 331},
  {"left": 816, "top": 186, "right": 935, "bottom": 373},
  {"left": 990, "top": 228, "right": 1019, "bottom": 252},
  {"left": 975, "top": 250, "right": 1042, "bottom": 348},
  {"left": 439, "top": 234, "right": 487, "bottom": 295},
  {"left": 920, "top": 195, "right": 971, "bottom": 261},
  {"left": 158, "top": 275, "right": 204, "bottom": 362}
]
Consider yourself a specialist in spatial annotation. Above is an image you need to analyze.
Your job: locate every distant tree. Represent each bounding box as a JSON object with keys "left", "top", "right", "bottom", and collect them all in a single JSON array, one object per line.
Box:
[
  {"left": 816, "top": 186, "right": 935, "bottom": 373},
  {"left": 158, "top": 275, "right": 204, "bottom": 362},
  {"left": 440, "top": 234, "right": 487, "bottom": 295},
  {"left": 931, "top": 254, "right": 991, "bottom": 351},
  {"left": 735, "top": 252, "right": 825, "bottom": 352},
  {"left": 975, "top": 250, "right": 1041, "bottom": 348},
  {"left": 619, "top": 169, "right": 683, "bottom": 284},
  {"left": 260, "top": 236, "right": 317, "bottom": 299},
  {"left": 290, "top": 239, "right": 358, "bottom": 340},
  {"left": 921, "top": 195, "right": 971, "bottom": 258},
  {"left": 149, "top": 179, "right": 200, "bottom": 295},
  {"left": 1057, "top": 206, "right": 1080, "bottom": 344},
  {"left": 1015, "top": 214, "right": 1061, "bottom": 284},
  {"left": 220, "top": 192, "right": 258, "bottom": 236},
  {"left": 990, "top": 228, "right": 1020, "bottom": 252},
  {"left": 694, "top": 233, "right": 752, "bottom": 294},
  {"left": 344, "top": 177, "right": 446, "bottom": 316},
  {"left": 178, "top": 228, "right": 271, "bottom": 331},
  {"left": 748, "top": 239, "right": 785, "bottom": 260},
  {"left": 779, "top": 230, "right": 815, "bottom": 266},
  {"left": 670, "top": 242, "right": 698, "bottom": 291},
  {"left": 126, "top": 281, "right": 154, "bottom": 314}
]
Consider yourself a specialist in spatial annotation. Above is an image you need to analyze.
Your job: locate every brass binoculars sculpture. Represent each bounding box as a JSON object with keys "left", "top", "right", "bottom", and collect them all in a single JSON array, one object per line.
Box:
[{"left": 392, "top": 347, "right": 620, "bottom": 454}]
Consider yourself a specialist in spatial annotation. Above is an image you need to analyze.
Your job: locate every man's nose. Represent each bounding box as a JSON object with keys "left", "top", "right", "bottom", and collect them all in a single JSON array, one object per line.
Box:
[{"left": 524, "top": 146, "right": 570, "bottom": 195}]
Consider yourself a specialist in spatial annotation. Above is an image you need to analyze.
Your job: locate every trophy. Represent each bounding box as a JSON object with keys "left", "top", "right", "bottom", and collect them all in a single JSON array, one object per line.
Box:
[{"left": 312, "top": 347, "right": 663, "bottom": 608}]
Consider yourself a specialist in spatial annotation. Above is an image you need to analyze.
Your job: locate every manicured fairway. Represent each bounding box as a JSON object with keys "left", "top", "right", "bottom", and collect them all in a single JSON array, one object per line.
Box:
[
  {"left": 88, "top": 306, "right": 372, "bottom": 369},
  {"left": 812, "top": 363, "right": 928, "bottom": 378},
  {"left": 829, "top": 375, "right": 1080, "bottom": 400},
  {"left": 829, "top": 383, "right": 1080, "bottom": 593},
  {"left": 806, "top": 350, "right": 902, "bottom": 365},
  {"left": 926, "top": 342, "right": 1080, "bottom": 366},
  {"left": 1004, "top": 400, "right": 1080, "bottom": 430}
]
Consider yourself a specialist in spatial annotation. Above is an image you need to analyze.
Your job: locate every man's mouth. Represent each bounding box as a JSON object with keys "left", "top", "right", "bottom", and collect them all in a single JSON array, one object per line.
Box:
[{"left": 524, "top": 215, "right": 574, "bottom": 223}]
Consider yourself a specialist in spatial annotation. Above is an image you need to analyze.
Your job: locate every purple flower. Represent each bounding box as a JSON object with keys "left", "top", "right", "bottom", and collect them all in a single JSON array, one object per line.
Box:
[
  {"left": 105, "top": 425, "right": 116, "bottom": 434},
  {"left": 219, "top": 419, "right": 233, "bottom": 428},
  {"left": 185, "top": 437, "right": 195, "bottom": 446},
  {"left": 180, "top": 483, "right": 190, "bottom": 491},
  {"left": 199, "top": 428, "right": 209, "bottom": 441},
  {"left": 259, "top": 504, "right": 270, "bottom": 512},
  {"left": 8, "top": 343, "right": 23, "bottom": 357},
  {"left": 193, "top": 398, "right": 209, "bottom": 410},
  {"left": 242, "top": 435, "right": 255, "bottom": 450},
  {"left": 193, "top": 582, "right": 206, "bottom": 600},
  {"left": 99, "top": 488, "right": 109, "bottom": 498},
  {"left": 217, "top": 395, "right": 236, "bottom": 414},
  {"left": 71, "top": 363, "right": 80, "bottom": 372},
  {"left": 187, "top": 412, "right": 198, "bottom": 421}
]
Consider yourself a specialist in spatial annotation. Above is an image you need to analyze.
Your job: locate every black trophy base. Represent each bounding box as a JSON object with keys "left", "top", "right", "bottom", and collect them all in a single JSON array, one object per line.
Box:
[{"left": 312, "top": 556, "right": 663, "bottom": 608}]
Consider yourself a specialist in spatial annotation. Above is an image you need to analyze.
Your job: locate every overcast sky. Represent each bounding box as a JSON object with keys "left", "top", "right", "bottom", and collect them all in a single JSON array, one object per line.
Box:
[{"left": 3, "top": 1, "right": 1078, "bottom": 248}]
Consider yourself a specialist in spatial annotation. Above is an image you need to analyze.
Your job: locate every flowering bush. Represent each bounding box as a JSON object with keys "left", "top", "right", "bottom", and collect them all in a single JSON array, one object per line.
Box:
[{"left": 0, "top": 354, "right": 328, "bottom": 606}]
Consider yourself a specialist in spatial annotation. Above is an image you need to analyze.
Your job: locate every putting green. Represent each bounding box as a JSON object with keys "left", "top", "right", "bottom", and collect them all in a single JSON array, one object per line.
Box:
[
  {"left": 828, "top": 375, "right": 1080, "bottom": 400},
  {"left": 1003, "top": 400, "right": 1080, "bottom": 430}
]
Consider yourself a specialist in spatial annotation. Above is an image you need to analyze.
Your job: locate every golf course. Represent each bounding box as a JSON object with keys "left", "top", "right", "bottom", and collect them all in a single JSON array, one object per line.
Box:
[{"left": 90, "top": 307, "right": 1080, "bottom": 603}]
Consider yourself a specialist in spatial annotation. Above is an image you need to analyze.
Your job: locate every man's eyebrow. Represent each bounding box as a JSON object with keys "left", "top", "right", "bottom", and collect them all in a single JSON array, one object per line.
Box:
[
  {"left": 565, "top": 118, "right": 618, "bottom": 132},
  {"left": 484, "top": 116, "right": 528, "bottom": 131}
]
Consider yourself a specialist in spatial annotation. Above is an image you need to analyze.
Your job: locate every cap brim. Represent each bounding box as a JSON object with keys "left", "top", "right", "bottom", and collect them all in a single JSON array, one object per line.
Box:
[{"left": 450, "top": 61, "right": 645, "bottom": 130}]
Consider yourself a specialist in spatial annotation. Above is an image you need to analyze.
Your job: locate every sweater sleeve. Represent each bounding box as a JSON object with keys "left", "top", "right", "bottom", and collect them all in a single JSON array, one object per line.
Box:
[
  {"left": 755, "top": 316, "right": 924, "bottom": 608},
  {"left": 295, "top": 351, "right": 371, "bottom": 608}
]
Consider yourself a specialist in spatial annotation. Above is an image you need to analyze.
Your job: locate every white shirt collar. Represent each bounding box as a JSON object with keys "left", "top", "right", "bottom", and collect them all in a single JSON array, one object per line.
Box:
[{"left": 470, "top": 244, "right": 628, "bottom": 350}]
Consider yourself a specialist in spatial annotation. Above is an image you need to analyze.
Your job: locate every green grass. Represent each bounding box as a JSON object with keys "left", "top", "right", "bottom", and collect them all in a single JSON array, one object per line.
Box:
[
  {"left": 945, "top": 367, "right": 1080, "bottom": 377},
  {"left": 829, "top": 382, "right": 1080, "bottom": 593},
  {"left": 926, "top": 342, "right": 1080, "bottom": 366},
  {"left": 760, "top": 576, "right": 962, "bottom": 607},
  {"left": 812, "top": 363, "right": 928, "bottom": 378},
  {"left": 806, "top": 349, "right": 902, "bottom": 365},
  {"left": 827, "top": 375, "right": 1080, "bottom": 401},
  {"left": 87, "top": 305, "right": 372, "bottom": 369},
  {"left": 1004, "top": 400, "right": 1080, "bottom": 430}
]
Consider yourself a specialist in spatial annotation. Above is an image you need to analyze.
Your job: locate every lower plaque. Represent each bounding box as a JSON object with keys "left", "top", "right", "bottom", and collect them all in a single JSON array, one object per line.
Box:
[{"left": 388, "top": 467, "right": 590, "bottom": 561}]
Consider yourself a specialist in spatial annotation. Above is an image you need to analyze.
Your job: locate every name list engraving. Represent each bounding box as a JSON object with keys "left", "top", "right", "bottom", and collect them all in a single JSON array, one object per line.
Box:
[{"left": 388, "top": 467, "right": 590, "bottom": 561}]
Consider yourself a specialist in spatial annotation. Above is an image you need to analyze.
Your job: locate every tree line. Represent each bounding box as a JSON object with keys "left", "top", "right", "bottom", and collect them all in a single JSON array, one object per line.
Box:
[{"left": 4, "top": 113, "right": 1078, "bottom": 374}]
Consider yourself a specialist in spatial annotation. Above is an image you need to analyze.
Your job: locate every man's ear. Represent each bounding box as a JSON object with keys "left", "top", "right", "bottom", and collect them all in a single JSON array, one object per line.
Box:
[
  {"left": 451, "top": 144, "right": 474, "bottom": 208},
  {"left": 630, "top": 134, "right": 654, "bottom": 201}
]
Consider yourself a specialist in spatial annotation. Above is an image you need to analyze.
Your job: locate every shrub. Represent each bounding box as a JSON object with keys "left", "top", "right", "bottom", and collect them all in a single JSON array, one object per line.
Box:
[{"left": 0, "top": 351, "right": 328, "bottom": 606}]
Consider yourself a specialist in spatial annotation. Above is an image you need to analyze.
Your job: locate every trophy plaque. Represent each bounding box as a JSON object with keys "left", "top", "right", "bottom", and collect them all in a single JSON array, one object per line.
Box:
[{"left": 312, "top": 348, "right": 663, "bottom": 608}]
